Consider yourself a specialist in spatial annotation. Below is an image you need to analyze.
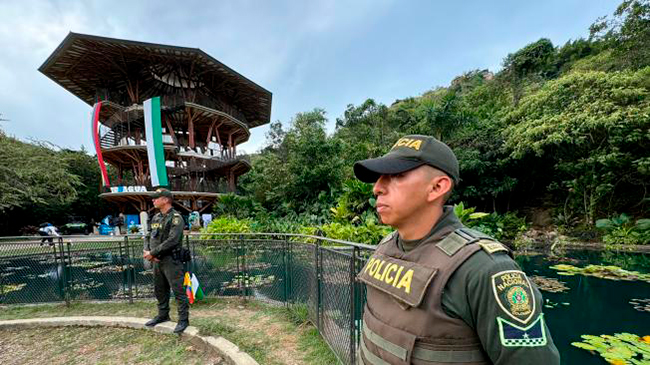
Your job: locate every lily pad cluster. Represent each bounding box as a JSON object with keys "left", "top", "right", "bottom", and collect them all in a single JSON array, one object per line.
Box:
[
  {"left": 531, "top": 275, "right": 570, "bottom": 293},
  {"left": 630, "top": 299, "right": 650, "bottom": 313},
  {"left": 0, "top": 283, "right": 26, "bottom": 293},
  {"left": 87, "top": 264, "right": 126, "bottom": 274},
  {"left": 225, "top": 273, "right": 276, "bottom": 289},
  {"left": 571, "top": 333, "right": 650, "bottom": 364},
  {"left": 549, "top": 264, "right": 650, "bottom": 283}
]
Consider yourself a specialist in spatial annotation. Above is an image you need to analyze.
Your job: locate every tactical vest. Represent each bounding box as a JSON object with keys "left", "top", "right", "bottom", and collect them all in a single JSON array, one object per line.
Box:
[
  {"left": 357, "top": 227, "right": 510, "bottom": 365},
  {"left": 149, "top": 209, "right": 182, "bottom": 255}
]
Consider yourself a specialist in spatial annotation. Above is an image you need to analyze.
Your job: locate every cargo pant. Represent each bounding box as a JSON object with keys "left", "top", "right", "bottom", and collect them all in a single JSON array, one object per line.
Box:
[{"left": 153, "top": 256, "right": 189, "bottom": 321}]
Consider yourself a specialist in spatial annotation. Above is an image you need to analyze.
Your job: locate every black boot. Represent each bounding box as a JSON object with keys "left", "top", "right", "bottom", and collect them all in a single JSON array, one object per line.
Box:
[
  {"left": 173, "top": 320, "right": 189, "bottom": 334},
  {"left": 145, "top": 315, "right": 170, "bottom": 327}
]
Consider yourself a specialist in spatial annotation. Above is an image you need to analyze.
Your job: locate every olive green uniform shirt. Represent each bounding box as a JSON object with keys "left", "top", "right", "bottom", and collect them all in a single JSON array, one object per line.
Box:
[
  {"left": 398, "top": 207, "right": 560, "bottom": 365},
  {"left": 146, "top": 208, "right": 185, "bottom": 258}
]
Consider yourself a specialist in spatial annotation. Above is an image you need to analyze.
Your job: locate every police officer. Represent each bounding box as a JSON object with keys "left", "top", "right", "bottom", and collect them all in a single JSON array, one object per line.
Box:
[
  {"left": 353, "top": 135, "right": 560, "bottom": 364},
  {"left": 143, "top": 188, "right": 190, "bottom": 333}
]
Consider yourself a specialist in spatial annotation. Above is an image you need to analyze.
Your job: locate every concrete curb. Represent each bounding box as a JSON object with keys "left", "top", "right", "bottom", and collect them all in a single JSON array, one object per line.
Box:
[{"left": 0, "top": 316, "right": 258, "bottom": 365}]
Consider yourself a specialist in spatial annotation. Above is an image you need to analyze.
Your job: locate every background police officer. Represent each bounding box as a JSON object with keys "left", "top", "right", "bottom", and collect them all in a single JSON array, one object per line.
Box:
[
  {"left": 143, "top": 188, "right": 189, "bottom": 333},
  {"left": 353, "top": 135, "right": 560, "bottom": 364}
]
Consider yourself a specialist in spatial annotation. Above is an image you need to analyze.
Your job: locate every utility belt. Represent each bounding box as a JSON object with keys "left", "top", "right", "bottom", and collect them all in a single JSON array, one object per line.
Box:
[{"left": 171, "top": 246, "right": 192, "bottom": 263}]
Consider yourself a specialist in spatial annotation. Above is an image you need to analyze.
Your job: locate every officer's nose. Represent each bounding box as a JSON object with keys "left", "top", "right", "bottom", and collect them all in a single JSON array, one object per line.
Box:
[{"left": 373, "top": 175, "right": 388, "bottom": 196}]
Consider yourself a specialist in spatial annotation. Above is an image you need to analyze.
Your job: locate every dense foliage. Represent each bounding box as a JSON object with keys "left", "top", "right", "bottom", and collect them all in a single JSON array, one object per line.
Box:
[
  {"left": 2, "top": 1, "right": 649, "bottom": 245},
  {"left": 232, "top": 1, "right": 649, "bottom": 245},
  {"left": 0, "top": 131, "right": 109, "bottom": 235}
]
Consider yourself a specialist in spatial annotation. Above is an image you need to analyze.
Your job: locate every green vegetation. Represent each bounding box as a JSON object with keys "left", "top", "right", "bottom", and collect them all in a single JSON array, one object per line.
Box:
[
  {"left": 226, "top": 0, "right": 650, "bottom": 246},
  {"left": 597, "top": 214, "right": 650, "bottom": 245},
  {"left": 2, "top": 1, "right": 649, "bottom": 246},
  {"left": 571, "top": 333, "right": 650, "bottom": 364},
  {"left": 0, "top": 326, "right": 221, "bottom": 364},
  {"left": 0, "top": 135, "right": 110, "bottom": 235},
  {"left": 549, "top": 264, "right": 650, "bottom": 283}
]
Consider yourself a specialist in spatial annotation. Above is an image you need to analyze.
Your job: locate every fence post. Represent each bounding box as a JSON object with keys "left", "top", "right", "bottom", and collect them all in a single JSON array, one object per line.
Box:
[
  {"left": 56, "top": 237, "right": 68, "bottom": 305},
  {"left": 64, "top": 239, "right": 72, "bottom": 306},
  {"left": 316, "top": 239, "right": 321, "bottom": 332},
  {"left": 124, "top": 235, "right": 133, "bottom": 304},
  {"left": 350, "top": 246, "right": 358, "bottom": 364},
  {"left": 282, "top": 235, "right": 287, "bottom": 305},
  {"left": 286, "top": 236, "right": 292, "bottom": 305}
]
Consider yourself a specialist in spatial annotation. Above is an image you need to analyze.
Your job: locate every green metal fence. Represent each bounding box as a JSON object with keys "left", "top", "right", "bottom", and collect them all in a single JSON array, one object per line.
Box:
[{"left": 0, "top": 233, "right": 375, "bottom": 365}]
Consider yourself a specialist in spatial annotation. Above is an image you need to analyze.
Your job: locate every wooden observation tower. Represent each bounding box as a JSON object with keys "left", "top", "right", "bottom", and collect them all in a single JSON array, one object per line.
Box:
[{"left": 40, "top": 33, "right": 271, "bottom": 215}]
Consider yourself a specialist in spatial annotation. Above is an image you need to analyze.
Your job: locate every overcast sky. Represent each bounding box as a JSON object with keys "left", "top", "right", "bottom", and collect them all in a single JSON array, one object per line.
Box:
[{"left": 0, "top": 0, "right": 618, "bottom": 154}]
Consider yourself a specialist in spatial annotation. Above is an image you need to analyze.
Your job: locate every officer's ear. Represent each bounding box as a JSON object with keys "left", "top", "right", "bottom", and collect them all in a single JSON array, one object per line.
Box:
[{"left": 424, "top": 168, "right": 452, "bottom": 204}]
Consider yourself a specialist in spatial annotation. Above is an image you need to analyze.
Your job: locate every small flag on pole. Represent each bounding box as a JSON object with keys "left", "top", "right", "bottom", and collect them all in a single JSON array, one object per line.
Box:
[{"left": 184, "top": 272, "right": 204, "bottom": 304}]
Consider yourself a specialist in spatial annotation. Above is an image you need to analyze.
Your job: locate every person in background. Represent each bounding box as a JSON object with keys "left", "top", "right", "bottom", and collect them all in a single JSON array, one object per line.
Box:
[{"left": 38, "top": 223, "right": 60, "bottom": 246}]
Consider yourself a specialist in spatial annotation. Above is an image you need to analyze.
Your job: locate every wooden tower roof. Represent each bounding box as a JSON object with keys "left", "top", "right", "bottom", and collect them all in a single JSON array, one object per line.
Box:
[{"left": 39, "top": 32, "right": 272, "bottom": 128}]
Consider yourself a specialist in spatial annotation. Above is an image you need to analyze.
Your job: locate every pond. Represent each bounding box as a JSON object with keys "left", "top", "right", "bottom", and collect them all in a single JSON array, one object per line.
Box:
[{"left": 516, "top": 249, "right": 650, "bottom": 364}]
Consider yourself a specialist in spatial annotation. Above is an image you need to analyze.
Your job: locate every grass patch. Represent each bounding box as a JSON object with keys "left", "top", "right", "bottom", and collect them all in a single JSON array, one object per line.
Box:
[
  {"left": 0, "top": 297, "right": 338, "bottom": 364},
  {"left": 0, "top": 326, "right": 222, "bottom": 364}
]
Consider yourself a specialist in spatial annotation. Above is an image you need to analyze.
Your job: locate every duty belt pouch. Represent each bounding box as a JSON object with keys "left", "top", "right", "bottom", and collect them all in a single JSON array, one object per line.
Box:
[{"left": 172, "top": 247, "right": 191, "bottom": 263}]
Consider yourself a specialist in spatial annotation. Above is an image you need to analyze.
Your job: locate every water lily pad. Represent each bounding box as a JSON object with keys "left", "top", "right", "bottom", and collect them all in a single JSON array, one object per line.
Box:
[
  {"left": 549, "top": 264, "right": 650, "bottom": 283},
  {"left": 573, "top": 332, "right": 650, "bottom": 364},
  {"left": 629, "top": 299, "right": 650, "bottom": 313},
  {"left": 0, "top": 283, "right": 26, "bottom": 293},
  {"left": 572, "top": 342, "right": 598, "bottom": 351},
  {"left": 531, "top": 276, "right": 570, "bottom": 293}
]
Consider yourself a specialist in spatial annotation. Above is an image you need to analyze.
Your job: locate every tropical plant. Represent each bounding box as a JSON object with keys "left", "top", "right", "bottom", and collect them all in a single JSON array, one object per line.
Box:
[
  {"left": 453, "top": 202, "right": 489, "bottom": 225},
  {"left": 596, "top": 213, "right": 650, "bottom": 244}
]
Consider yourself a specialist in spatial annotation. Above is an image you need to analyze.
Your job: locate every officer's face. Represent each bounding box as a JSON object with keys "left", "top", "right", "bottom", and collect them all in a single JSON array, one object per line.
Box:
[
  {"left": 152, "top": 196, "right": 167, "bottom": 209},
  {"left": 373, "top": 166, "right": 432, "bottom": 228}
]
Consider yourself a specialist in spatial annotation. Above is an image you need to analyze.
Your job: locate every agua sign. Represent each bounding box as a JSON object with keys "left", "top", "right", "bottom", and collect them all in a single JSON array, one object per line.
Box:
[{"left": 110, "top": 186, "right": 147, "bottom": 193}]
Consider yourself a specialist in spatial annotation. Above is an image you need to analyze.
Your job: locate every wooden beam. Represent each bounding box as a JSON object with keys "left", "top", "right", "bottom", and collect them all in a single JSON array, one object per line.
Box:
[
  {"left": 228, "top": 132, "right": 233, "bottom": 158},
  {"left": 187, "top": 107, "right": 195, "bottom": 149},
  {"left": 163, "top": 114, "right": 179, "bottom": 146},
  {"left": 206, "top": 117, "right": 217, "bottom": 145},
  {"left": 228, "top": 169, "right": 236, "bottom": 192}
]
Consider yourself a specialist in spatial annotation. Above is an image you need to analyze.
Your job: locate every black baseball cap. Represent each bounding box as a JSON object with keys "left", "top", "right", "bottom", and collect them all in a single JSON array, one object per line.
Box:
[
  {"left": 353, "top": 135, "right": 459, "bottom": 183},
  {"left": 151, "top": 188, "right": 173, "bottom": 198}
]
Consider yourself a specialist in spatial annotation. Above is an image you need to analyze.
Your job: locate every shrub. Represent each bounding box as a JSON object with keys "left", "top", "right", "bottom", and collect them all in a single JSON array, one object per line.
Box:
[
  {"left": 467, "top": 211, "right": 528, "bottom": 241},
  {"left": 596, "top": 213, "right": 650, "bottom": 245}
]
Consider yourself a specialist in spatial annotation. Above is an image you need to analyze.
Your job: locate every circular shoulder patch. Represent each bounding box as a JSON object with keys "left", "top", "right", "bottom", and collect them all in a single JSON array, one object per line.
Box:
[{"left": 491, "top": 270, "right": 536, "bottom": 324}]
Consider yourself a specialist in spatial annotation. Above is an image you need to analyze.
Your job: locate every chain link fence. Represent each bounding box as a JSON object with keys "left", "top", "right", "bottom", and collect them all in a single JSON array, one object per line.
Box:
[{"left": 0, "top": 233, "right": 375, "bottom": 364}]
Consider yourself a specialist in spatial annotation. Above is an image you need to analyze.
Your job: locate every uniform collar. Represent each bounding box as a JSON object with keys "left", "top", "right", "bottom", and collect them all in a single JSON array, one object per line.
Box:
[{"left": 397, "top": 206, "right": 463, "bottom": 252}]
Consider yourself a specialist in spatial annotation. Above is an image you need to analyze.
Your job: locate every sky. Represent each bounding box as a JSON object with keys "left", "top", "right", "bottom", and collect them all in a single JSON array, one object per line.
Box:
[{"left": 0, "top": 0, "right": 619, "bottom": 154}]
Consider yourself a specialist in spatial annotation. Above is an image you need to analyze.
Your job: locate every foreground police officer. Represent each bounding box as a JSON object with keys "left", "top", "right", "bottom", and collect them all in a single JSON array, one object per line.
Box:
[
  {"left": 143, "top": 188, "right": 189, "bottom": 334},
  {"left": 354, "top": 135, "right": 560, "bottom": 365}
]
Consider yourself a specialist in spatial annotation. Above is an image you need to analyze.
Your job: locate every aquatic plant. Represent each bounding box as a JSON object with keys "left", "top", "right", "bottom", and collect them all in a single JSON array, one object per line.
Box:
[
  {"left": 629, "top": 299, "right": 650, "bottom": 313},
  {"left": 531, "top": 275, "right": 570, "bottom": 293},
  {"left": 0, "top": 283, "right": 26, "bottom": 293},
  {"left": 549, "top": 264, "right": 650, "bottom": 283},
  {"left": 571, "top": 332, "right": 650, "bottom": 364}
]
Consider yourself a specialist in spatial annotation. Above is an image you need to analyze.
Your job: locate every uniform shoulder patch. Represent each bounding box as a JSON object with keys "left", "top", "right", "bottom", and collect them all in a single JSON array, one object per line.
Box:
[
  {"left": 497, "top": 314, "right": 548, "bottom": 347},
  {"left": 172, "top": 215, "right": 183, "bottom": 225},
  {"left": 478, "top": 240, "right": 509, "bottom": 255},
  {"left": 491, "top": 270, "right": 536, "bottom": 324}
]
